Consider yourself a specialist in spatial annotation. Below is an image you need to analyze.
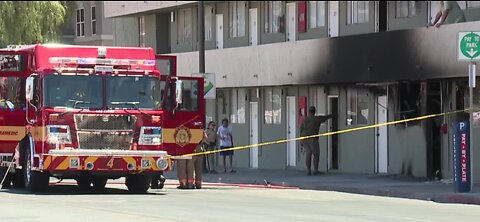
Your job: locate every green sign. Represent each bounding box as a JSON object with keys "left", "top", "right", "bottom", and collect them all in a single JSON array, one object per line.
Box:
[
  {"left": 458, "top": 32, "right": 480, "bottom": 61},
  {"left": 192, "top": 73, "right": 216, "bottom": 99}
]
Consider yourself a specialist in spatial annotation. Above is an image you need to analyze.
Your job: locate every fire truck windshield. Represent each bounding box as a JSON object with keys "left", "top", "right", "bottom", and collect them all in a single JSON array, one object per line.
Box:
[
  {"left": 43, "top": 74, "right": 102, "bottom": 109},
  {"left": 106, "top": 76, "right": 161, "bottom": 110},
  {"left": 42, "top": 74, "right": 162, "bottom": 110}
]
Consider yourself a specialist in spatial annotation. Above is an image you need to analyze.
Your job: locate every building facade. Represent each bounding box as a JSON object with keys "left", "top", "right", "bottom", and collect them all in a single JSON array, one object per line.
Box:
[
  {"left": 105, "top": 1, "right": 480, "bottom": 180},
  {"left": 66, "top": 1, "right": 114, "bottom": 46}
]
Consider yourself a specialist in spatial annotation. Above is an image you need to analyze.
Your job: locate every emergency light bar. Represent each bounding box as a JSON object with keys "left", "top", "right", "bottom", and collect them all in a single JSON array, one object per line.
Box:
[{"left": 49, "top": 57, "right": 156, "bottom": 66}]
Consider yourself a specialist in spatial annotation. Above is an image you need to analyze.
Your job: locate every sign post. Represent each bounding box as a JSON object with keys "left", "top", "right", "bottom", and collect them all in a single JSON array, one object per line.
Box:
[
  {"left": 453, "top": 113, "right": 471, "bottom": 193},
  {"left": 192, "top": 73, "right": 216, "bottom": 123},
  {"left": 458, "top": 31, "right": 480, "bottom": 192}
]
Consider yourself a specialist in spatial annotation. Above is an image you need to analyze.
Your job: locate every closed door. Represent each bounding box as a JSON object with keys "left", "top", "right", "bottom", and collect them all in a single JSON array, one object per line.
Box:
[
  {"left": 376, "top": 95, "right": 388, "bottom": 173},
  {"left": 286, "top": 96, "right": 296, "bottom": 167},
  {"left": 249, "top": 8, "right": 258, "bottom": 46},
  {"left": 250, "top": 102, "right": 259, "bottom": 168},
  {"left": 216, "top": 14, "right": 223, "bottom": 49},
  {"left": 286, "top": 3, "right": 296, "bottom": 42},
  {"left": 328, "top": 1, "right": 339, "bottom": 37}
]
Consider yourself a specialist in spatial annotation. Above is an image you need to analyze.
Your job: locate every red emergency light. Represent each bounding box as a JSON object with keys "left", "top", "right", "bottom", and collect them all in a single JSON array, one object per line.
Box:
[{"left": 49, "top": 57, "right": 155, "bottom": 67}]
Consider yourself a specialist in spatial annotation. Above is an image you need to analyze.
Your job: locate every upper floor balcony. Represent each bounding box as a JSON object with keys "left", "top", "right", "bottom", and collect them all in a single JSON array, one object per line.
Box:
[{"left": 104, "top": 1, "right": 196, "bottom": 18}]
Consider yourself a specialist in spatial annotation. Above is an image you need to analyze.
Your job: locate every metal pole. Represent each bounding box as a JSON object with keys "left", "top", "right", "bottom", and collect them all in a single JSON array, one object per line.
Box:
[
  {"left": 198, "top": 1, "right": 205, "bottom": 73},
  {"left": 198, "top": 1, "right": 208, "bottom": 172},
  {"left": 470, "top": 62, "right": 476, "bottom": 192}
]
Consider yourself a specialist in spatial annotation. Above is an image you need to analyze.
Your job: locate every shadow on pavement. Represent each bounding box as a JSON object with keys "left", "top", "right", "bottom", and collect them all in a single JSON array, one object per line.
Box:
[{"left": 1, "top": 184, "right": 165, "bottom": 196}]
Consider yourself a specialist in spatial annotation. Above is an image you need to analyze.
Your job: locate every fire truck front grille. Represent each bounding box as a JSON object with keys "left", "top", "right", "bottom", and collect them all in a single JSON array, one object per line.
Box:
[
  {"left": 74, "top": 114, "right": 136, "bottom": 150},
  {"left": 76, "top": 132, "right": 133, "bottom": 150},
  {"left": 74, "top": 114, "right": 136, "bottom": 131}
]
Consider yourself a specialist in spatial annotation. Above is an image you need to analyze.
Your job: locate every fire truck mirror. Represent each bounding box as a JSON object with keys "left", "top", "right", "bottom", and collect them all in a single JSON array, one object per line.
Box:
[
  {"left": 175, "top": 80, "right": 183, "bottom": 104},
  {"left": 25, "top": 76, "right": 35, "bottom": 102}
]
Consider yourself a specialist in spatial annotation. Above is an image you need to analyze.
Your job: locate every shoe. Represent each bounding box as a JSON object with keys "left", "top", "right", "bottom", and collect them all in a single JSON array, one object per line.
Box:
[
  {"left": 224, "top": 169, "right": 227, "bottom": 173},
  {"left": 313, "top": 171, "right": 322, "bottom": 175},
  {"left": 307, "top": 171, "right": 312, "bottom": 176},
  {"left": 195, "top": 184, "right": 202, "bottom": 189},
  {"left": 210, "top": 170, "right": 218, "bottom": 174},
  {"left": 176, "top": 185, "right": 187, "bottom": 189},
  {"left": 186, "top": 184, "right": 195, "bottom": 189},
  {"left": 230, "top": 170, "right": 236, "bottom": 173}
]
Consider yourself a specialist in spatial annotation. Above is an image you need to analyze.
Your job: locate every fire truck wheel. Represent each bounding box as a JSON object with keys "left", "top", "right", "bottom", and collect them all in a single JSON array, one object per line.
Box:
[
  {"left": 23, "top": 147, "right": 49, "bottom": 192},
  {"left": 92, "top": 178, "right": 108, "bottom": 190},
  {"left": 125, "top": 174, "right": 151, "bottom": 193},
  {"left": 76, "top": 176, "right": 92, "bottom": 190},
  {"left": 12, "top": 171, "right": 25, "bottom": 188}
]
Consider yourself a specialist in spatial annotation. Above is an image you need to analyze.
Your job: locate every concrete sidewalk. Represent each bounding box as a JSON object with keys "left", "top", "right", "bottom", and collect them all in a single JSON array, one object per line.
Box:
[{"left": 164, "top": 168, "right": 480, "bottom": 205}]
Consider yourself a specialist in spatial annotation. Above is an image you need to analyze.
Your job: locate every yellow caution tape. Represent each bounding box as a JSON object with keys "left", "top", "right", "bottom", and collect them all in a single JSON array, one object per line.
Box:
[{"left": 182, "top": 109, "right": 470, "bottom": 157}]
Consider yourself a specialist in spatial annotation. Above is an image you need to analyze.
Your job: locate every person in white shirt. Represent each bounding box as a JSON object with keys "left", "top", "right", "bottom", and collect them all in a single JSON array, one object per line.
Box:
[{"left": 217, "top": 118, "right": 236, "bottom": 173}]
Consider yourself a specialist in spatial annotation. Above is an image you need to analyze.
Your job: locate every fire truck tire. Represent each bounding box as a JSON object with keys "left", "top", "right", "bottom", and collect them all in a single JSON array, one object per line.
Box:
[
  {"left": 76, "top": 176, "right": 92, "bottom": 190},
  {"left": 23, "top": 147, "right": 49, "bottom": 192},
  {"left": 125, "top": 174, "right": 151, "bottom": 193},
  {"left": 12, "top": 171, "right": 25, "bottom": 188},
  {"left": 92, "top": 178, "right": 108, "bottom": 190}
]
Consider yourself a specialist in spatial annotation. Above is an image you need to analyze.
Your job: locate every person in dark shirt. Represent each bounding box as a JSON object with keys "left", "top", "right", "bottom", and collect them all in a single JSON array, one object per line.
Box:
[{"left": 300, "top": 106, "right": 334, "bottom": 176}]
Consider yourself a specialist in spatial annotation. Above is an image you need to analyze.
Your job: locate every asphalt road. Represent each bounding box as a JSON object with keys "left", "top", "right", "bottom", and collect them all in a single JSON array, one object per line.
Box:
[{"left": 1, "top": 180, "right": 479, "bottom": 222}]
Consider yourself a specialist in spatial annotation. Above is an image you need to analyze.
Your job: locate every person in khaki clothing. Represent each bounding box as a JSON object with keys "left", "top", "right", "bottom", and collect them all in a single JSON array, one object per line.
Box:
[
  {"left": 300, "top": 106, "right": 334, "bottom": 176},
  {"left": 204, "top": 121, "right": 218, "bottom": 174},
  {"left": 176, "top": 135, "right": 205, "bottom": 189}
]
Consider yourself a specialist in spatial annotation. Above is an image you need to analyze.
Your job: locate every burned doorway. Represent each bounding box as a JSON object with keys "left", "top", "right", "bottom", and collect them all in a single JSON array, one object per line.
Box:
[{"left": 426, "top": 82, "right": 442, "bottom": 180}]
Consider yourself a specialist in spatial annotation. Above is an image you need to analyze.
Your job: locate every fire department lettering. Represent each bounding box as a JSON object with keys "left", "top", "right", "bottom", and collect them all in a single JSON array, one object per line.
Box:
[
  {"left": 0, "top": 131, "right": 18, "bottom": 135},
  {"left": 174, "top": 126, "right": 191, "bottom": 147}
]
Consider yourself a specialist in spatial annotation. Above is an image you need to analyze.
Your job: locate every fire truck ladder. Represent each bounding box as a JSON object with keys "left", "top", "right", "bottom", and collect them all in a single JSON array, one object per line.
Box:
[{"left": 0, "top": 153, "right": 16, "bottom": 188}]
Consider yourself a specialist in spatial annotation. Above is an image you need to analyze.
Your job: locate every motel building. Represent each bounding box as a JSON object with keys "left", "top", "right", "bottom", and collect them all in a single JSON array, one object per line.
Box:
[{"left": 103, "top": 1, "right": 480, "bottom": 181}]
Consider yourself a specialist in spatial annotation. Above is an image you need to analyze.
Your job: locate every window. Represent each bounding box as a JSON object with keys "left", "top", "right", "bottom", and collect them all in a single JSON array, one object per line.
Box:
[
  {"left": 395, "top": 83, "right": 421, "bottom": 122},
  {"left": 230, "top": 89, "right": 246, "bottom": 124},
  {"left": 347, "top": 1, "right": 369, "bottom": 24},
  {"left": 396, "top": 1, "right": 420, "bottom": 18},
  {"left": 264, "top": 1, "right": 284, "bottom": 34},
  {"left": 346, "top": 87, "right": 368, "bottom": 125},
  {"left": 139, "top": 16, "right": 146, "bottom": 47},
  {"left": 177, "top": 79, "right": 199, "bottom": 112},
  {"left": 91, "top": 6, "right": 96, "bottom": 35},
  {"left": 264, "top": 88, "right": 282, "bottom": 124},
  {"left": 229, "top": 1, "right": 246, "bottom": 38},
  {"left": 43, "top": 75, "right": 102, "bottom": 109},
  {"left": 0, "top": 54, "right": 25, "bottom": 72},
  {"left": 205, "top": 5, "right": 214, "bottom": 41},
  {"left": 0, "top": 76, "right": 25, "bottom": 110},
  {"left": 178, "top": 8, "right": 192, "bottom": 44},
  {"left": 76, "top": 8, "right": 85, "bottom": 37},
  {"left": 309, "top": 1, "right": 326, "bottom": 29},
  {"left": 458, "top": 1, "right": 480, "bottom": 9}
]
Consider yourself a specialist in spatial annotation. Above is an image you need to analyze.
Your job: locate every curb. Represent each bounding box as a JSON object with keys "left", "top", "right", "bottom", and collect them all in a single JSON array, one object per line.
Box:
[{"left": 300, "top": 184, "right": 480, "bottom": 205}]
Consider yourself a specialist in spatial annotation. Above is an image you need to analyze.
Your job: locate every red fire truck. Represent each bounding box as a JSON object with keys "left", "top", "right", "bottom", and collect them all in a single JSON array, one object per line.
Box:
[{"left": 0, "top": 44, "right": 204, "bottom": 193}]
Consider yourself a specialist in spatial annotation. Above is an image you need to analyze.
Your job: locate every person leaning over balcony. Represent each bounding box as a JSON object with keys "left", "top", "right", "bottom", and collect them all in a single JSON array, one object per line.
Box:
[
  {"left": 429, "top": 1, "right": 466, "bottom": 28},
  {"left": 300, "top": 106, "right": 334, "bottom": 176}
]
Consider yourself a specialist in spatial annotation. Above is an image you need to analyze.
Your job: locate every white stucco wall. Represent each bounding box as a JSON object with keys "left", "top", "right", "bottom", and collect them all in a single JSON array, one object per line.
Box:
[{"left": 104, "top": 1, "right": 196, "bottom": 18}]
